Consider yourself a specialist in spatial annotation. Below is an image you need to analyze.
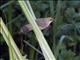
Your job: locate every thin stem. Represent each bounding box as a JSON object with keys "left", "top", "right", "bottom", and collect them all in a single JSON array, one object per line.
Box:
[{"left": 18, "top": 1, "right": 56, "bottom": 60}]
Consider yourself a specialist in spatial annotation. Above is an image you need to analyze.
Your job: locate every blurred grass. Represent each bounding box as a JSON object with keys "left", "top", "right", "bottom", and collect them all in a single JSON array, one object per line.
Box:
[{"left": 0, "top": 17, "right": 26, "bottom": 60}]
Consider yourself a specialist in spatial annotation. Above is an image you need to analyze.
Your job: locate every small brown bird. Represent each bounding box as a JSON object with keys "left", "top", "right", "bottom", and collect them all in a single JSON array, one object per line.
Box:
[{"left": 20, "top": 17, "right": 53, "bottom": 33}]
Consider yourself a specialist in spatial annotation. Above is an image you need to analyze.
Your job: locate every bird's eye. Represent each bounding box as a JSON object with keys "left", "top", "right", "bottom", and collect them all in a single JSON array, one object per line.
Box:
[
  {"left": 50, "top": 18, "right": 53, "bottom": 21},
  {"left": 49, "top": 17, "right": 53, "bottom": 21}
]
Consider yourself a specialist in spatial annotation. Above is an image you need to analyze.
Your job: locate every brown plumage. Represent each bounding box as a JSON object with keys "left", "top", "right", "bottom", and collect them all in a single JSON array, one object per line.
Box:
[{"left": 20, "top": 17, "right": 53, "bottom": 33}]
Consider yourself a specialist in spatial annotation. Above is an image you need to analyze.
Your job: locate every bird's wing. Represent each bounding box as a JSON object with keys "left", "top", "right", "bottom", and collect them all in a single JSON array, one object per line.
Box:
[{"left": 20, "top": 24, "right": 32, "bottom": 33}]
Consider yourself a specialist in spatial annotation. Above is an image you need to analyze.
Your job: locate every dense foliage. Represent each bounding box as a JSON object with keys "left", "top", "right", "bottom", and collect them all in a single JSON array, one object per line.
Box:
[{"left": 0, "top": 0, "right": 80, "bottom": 60}]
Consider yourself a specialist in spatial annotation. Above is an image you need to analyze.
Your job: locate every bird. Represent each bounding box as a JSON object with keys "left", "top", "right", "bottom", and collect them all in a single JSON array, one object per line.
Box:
[{"left": 20, "top": 17, "right": 53, "bottom": 34}]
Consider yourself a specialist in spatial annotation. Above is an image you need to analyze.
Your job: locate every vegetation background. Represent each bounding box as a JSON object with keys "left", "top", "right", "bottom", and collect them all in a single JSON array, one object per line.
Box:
[{"left": 0, "top": 0, "right": 80, "bottom": 60}]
